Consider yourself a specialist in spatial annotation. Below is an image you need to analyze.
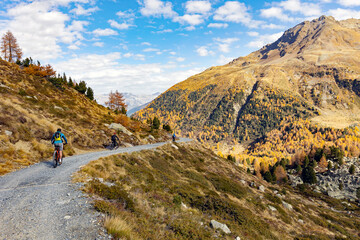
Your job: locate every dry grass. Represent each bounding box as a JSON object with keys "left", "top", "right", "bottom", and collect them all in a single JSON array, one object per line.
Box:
[
  {"left": 310, "top": 108, "right": 360, "bottom": 129},
  {"left": 104, "top": 216, "right": 142, "bottom": 240}
]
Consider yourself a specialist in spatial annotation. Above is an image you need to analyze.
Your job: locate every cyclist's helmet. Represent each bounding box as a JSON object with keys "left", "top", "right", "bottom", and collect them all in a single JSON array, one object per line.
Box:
[{"left": 57, "top": 128, "right": 61, "bottom": 132}]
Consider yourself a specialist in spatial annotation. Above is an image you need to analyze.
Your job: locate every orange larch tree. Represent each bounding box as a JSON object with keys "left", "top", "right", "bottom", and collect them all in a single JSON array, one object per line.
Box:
[
  {"left": 106, "top": 90, "right": 127, "bottom": 113},
  {"left": 1, "top": 30, "right": 22, "bottom": 62}
]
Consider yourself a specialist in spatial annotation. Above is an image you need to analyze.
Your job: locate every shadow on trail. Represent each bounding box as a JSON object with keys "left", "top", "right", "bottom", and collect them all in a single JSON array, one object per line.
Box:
[{"left": 42, "top": 160, "right": 55, "bottom": 168}]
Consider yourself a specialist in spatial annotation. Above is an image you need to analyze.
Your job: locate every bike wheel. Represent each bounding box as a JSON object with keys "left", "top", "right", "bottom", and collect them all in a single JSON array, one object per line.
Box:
[{"left": 53, "top": 151, "right": 58, "bottom": 168}]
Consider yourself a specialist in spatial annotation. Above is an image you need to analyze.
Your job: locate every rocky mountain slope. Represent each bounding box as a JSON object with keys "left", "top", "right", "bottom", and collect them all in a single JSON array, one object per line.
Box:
[
  {"left": 0, "top": 60, "right": 168, "bottom": 175},
  {"left": 135, "top": 16, "right": 360, "bottom": 146}
]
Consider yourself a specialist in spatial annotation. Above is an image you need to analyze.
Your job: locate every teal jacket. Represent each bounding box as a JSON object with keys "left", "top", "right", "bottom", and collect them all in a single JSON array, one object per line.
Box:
[{"left": 51, "top": 131, "right": 68, "bottom": 144}]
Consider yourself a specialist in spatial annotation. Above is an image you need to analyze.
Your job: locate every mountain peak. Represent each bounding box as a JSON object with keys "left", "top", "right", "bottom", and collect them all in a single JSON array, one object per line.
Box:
[
  {"left": 232, "top": 16, "right": 360, "bottom": 66},
  {"left": 316, "top": 15, "right": 336, "bottom": 23}
]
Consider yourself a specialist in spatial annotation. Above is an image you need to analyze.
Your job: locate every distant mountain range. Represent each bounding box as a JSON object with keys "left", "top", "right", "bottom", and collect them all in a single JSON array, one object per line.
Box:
[{"left": 95, "top": 92, "right": 160, "bottom": 115}]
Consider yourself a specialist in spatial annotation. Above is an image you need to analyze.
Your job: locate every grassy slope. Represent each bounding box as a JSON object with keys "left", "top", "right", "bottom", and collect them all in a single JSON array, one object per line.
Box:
[
  {"left": 74, "top": 142, "right": 360, "bottom": 240},
  {"left": 0, "top": 60, "right": 169, "bottom": 175}
]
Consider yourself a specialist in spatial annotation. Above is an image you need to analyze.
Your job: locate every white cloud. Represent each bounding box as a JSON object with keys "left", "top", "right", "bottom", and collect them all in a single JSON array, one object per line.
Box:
[
  {"left": 247, "top": 32, "right": 283, "bottom": 48},
  {"left": 93, "top": 42, "right": 104, "bottom": 47},
  {"left": 68, "top": 44, "right": 80, "bottom": 50},
  {"left": 327, "top": 8, "right": 360, "bottom": 20},
  {"left": 213, "top": 1, "right": 262, "bottom": 28},
  {"left": 141, "top": 42, "right": 151, "bottom": 46},
  {"left": 143, "top": 48, "right": 159, "bottom": 52},
  {"left": 139, "top": 0, "right": 177, "bottom": 18},
  {"left": 54, "top": 52, "right": 203, "bottom": 95},
  {"left": 67, "top": 20, "right": 89, "bottom": 32},
  {"left": 261, "top": 23, "right": 285, "bottom": 29},
  {"left": 214, "top": 37, "right": 239, "bottom": 53},
  {"left": 176, "top": 57, "right": 185, "bottom": 62},
  {"left": 174, "top": 14, "right": 204, "bottom": 25},
  {"left": 108, "top": 20, "right": 133, "bottom": 30},
  {"left": 217, "top": 54, "right": 234, "bottom": 65},
  {"left": 123, "top": 52, "right": 146, "bottom": 60},
  {"left": 247, "top": 31, "right": 259, "bottom": 37},
  {"left": 185, "top": 26, "right": 196, "bottom": 31},
  {"left": 116, "top": 10, "right": 136, "bottom": 19},
  {"left": 196, "top": 46, "right": 215, "bottom": 56},
  {"left": 0, "top": 1, "right": 88, "bottom": 60},
  {"left": 207, "top": 23, "right": 228, "bottom": 28},
  {"left": 154, "top": 29, "right": 173, "bottom": 33},
  {"left": 279, "top": 0, "right": 322, "bottom": 17},
  {"left": 70, "top": 4, "right": 99, "bottom": 15},
  {"left": 92, "top": 28, "right": 118, "bottom": 36},
  {"left": 169, "top": 51, "right": 176, "bottom": 55},
  {"left": 185, "top": 1, "right": 212, "bottom": 14},
  {"left": 337, "top": 0, "right": 360, "bottom": 6},
  {"left": 260, "top": 7, "right": 294, "bottom": 21}
]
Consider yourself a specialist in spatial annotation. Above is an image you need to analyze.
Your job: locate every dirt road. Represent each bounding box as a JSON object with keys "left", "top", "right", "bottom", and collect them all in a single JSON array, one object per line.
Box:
[{"left": 0, "top": 141, "right": 187, "bottom": 240}]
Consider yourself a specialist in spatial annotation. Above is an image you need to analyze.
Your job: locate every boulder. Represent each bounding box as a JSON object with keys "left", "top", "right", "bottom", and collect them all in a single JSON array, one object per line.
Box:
[
  {"left": 258, "top": 185, "right": 265, "bottom": 192},
  {"left": 268, "top": 205, "right": 277, "bottom": 212},
  {"left": 210, "top": 220, "right": 231, "bottom": 234},
  {"left": 4, "top": 130, "right": 12, "bottom": 136},
  {"left": 235, "top": 237, "right": 241, "bottom": 240},
  {"left": 148, "top": 135, "right": 155, "bottom": 140},
  {"left": 54, "top": 105, "right": 64, "bottom": 111},
  {"left": 282, "top": 201, "right": 293, "bottom": 211},
  {"left": 108, "top": 123, "right": 133, "bottom": 136},
  {"left": 240, "top": 180, "right": 246, "bottom": 185}
]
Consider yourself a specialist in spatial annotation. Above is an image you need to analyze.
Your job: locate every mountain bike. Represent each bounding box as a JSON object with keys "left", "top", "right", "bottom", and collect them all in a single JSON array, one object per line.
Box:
[
  {"left": 110, "top": 141, "right": 119, "bottom": 150},
  {"left": 53, "top": 146, "right": 61, "bottom": 168}
]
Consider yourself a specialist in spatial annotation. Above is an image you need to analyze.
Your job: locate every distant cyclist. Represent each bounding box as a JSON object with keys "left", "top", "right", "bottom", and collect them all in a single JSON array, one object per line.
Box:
[
  {"left": 172, "top": 133, "right": 176, "bottom": 142},
  {"left": 51, "top": 128, "right": 68, "bottom": 164},
  {"left": 111, "top": 132, "right": 120, "bottom": 149}
]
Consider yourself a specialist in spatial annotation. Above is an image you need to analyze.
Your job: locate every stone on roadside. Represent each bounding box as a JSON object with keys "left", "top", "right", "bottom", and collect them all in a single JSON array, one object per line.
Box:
[
  {"left": 210, "top": 220, "right": 231, "bottom": 234},
  {"left": 123, "top": 142, "right": 133, "bottom": 148},
  {"left": 259, "top": 185, "right": 265, "bottom": 192},
  {"left": 108, "top": 123, "right": 133, "bottom": 136}
]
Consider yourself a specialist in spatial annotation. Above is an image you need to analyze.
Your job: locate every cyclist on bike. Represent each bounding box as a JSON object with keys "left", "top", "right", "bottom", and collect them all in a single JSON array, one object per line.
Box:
[
  {"left": 51, "top": 128, "right": 68, "bottom": 164},
  {"left": 111, "top": 132, "right": 120, "bottom": 149}
]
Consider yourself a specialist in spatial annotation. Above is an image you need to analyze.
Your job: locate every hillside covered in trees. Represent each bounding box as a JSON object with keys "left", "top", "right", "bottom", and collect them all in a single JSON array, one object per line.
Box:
[{"left": 135, "top": 16, "right": 360, "bottom": 169}]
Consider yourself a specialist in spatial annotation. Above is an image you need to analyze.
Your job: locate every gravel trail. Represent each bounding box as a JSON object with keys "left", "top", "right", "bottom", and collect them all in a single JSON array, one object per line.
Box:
[{"left": 0, "top": 140, "right": 189, "bottom": 240}]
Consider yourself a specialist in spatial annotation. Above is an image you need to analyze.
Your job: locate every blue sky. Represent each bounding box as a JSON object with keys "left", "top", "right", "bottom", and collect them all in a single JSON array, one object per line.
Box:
[{"left": 1, "top": 0, "right": 360, "bottom": 96}]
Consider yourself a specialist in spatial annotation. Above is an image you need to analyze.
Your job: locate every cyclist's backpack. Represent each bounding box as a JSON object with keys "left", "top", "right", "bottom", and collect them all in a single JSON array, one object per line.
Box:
[{"left": 54, "top": 132, "right": 61, "bottom": 141}]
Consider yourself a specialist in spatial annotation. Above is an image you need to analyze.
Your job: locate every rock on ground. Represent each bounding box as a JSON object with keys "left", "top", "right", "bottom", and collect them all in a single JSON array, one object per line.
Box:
[{"left": 210, "top": 220, "right": 231, "bottom": 234}]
